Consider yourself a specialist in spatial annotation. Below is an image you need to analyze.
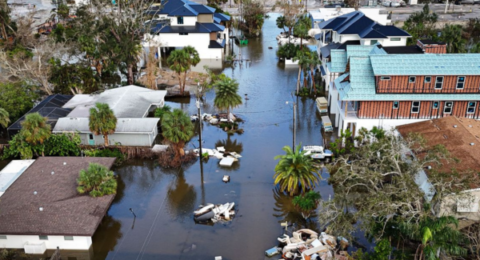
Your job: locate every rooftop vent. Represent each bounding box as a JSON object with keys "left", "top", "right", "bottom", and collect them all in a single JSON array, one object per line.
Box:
[
  {"left": 39, "top": 207, "right": 43, "bottom": 212},
  {"left": 51, "top": 171, "right": 54, "bottom": 175},
  {"left": 453, "top": 125, "right": 457, "bottom": 128},
  {"left": 63, "top": 162, "right": 66, "bottom": 165},
  {"left": 426, "top": 166, "right": 432, "bottom": 170},
  {"left": 469, "top": 125, "right": 473, "bottom": 128},
  {"left": 471, "top": 143, "right": 475, "bottom": 146},
  {"left": 33, "top": 191, "right": 37, "bottom": 195}
]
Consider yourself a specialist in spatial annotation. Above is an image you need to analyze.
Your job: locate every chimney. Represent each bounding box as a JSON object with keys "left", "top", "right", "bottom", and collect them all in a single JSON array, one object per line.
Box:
[{"left": 417, "top": 39, "right": 447, "bottom": 54}]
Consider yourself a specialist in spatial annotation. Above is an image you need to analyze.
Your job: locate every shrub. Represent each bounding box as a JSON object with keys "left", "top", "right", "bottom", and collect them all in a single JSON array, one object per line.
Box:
[
  {"left": 77, "top": 163, "right": 117, "bottom": 197},
  {"left": 44, "top": 133, "right": 81, "bottom": 156},
  {"left": 277, "top": 43, "right": 300, "bottom": 60},
  {"left": 84, "top": 148, "right": 125, "bottom": 165}
]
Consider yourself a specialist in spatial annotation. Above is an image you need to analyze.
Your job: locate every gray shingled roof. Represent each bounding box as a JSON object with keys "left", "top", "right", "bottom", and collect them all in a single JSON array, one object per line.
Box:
[
  {"left": 63, "top": 85, "right": 166, "bottom": 118},
  {"left": 0, "top": 157, "right": 116, "bottom": 236}
]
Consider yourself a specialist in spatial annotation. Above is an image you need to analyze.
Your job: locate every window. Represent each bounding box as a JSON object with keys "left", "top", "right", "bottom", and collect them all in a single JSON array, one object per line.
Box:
[
  {"left": 64, "top": 236, "right": 74, "bottom": 241},
  {"left": 0, "top": 235, "right": 6, "bottom": 239},
  {"left": 89, "top": 134, "right": 94, "bottom": 139},
  {"left": 370, "top": 40, "right": 378, "bottom": 45},
  {"left": 393, "top": 101, "right": 399, "bottom": 109},
  {"left": 435, "top": 76, "right": 444, "bottom": 89},
  {"left": 409, "top": 76, "right": 416, "bottom": 83},
  {"left": 457, "top": 76, "right": 465, "bottom": 89},
  {"left": 411, "top": 101, "right": 420, "bottom": 113},
  {"left": 432, "top": 101, "right": 439, "bottom": 109},
  {"left": 425, "top": 76, "right": 431, "bottom": 83},
  {"left": 179, "top": 32, "right": 188, "bottom": 35},
  {"left": 467, "top": 102, "right": 477, "bottom": 114},
  {"left": 39, "top": 235, "right": 48, "bottom": 240},
  {"left": 177, "top": 16, "right": 184, "bottom": 25},
  {"left": 444, "top": 101, "right": 453, "bottom": 114},
  {"left": 390, "top": 37, "right": 401, "bottom": 41},
  {"left": 380, "top": 76, "right": 391, "bottom": 80}
]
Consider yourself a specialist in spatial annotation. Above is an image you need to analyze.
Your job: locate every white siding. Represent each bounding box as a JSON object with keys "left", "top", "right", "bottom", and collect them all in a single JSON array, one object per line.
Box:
[
  {"left": 381, "top": 37, "right": 408, "bottom": 47},
  {"left": 81, "top": 132, "right": 157, "bottom": 147},
  {"left": 338, "top": 34, "right": 360, "bottom": 43},
  {"left": 0, "top": 235, "right": 92, "bottom": 250},
  {"left": 152, "top": 33, "right": 223, "bottom": 59},
  {"left": 170, "top": 16, "right": 197, "bottom": 26}
]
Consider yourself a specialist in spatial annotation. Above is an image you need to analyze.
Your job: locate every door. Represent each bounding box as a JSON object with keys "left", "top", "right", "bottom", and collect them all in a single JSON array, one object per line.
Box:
[{"left": 88, "top": 134, "right": 95, "bottom": 145}]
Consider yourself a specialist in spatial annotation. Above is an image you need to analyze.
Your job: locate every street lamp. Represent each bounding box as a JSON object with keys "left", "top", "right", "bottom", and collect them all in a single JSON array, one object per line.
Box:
[{"left": 286, "top": 100, "right": 297, "bottom": 149}]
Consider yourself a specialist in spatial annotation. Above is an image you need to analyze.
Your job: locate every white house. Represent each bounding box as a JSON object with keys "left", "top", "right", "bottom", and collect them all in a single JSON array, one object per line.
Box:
[
  {"left": 0, "top": 157, "right": 117, "bottom": 253},
  {"left": 144, "top": 0, "right": 230, "bottom": 62},
  {"left": 310, "top": 7, "right": 391, "bottom": 30},
  {"left": 52, "top": 85, "right": 166, "bottom": 146}
]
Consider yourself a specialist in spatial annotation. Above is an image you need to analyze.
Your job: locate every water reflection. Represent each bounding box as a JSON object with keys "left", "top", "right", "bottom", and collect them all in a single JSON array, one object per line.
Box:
[
  {"left": 272, "top": 187, "right": 319, "bottom": 231},
  {"left": 165, "top": 168, "right": 197, "bottom": 220},
  {"left": 214, "top": 135, "right": 243, "bottom": 154},
  {"left": 92, "top": 215, "right": 123, "bottom": 260}
]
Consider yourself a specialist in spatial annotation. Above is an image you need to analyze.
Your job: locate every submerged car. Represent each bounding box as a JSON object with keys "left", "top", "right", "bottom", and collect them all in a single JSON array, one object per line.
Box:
[{"left": 303, "top": 146, "right": 333, "bottom": 162}]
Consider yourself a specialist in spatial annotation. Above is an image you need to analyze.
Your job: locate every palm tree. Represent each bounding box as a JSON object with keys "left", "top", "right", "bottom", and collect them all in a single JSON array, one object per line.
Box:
[
  {"left": 161, "top": 108, "right": 194, "bottom": 159},
  {"left": 89, "top": 103, "right": 117, "bottom": 146},
  {"left": 308, "top": 51, "right": 321, "bottom": 93},
  {"left": 182, "top": 46, "right": 200, "bottom": 91},
  {"left": 293, "top": 15, "right": 311, "bottom": 49},
  {"left": 167, "top": 46, "right": 200, "bottom": 95},
  {"left": 273, "top": 145, "right": 321, "bottom": 196},
  {"left": 441, "top": 24, "right": 466, "bottom": 53},
  {"left": 77, "top": 162, "right": 117, "bottom": 197},
  {"left": 293, "top": 50, "right": 310, "bottom": 95},
  {"left": 20, "top": 112, "right": 51, "bottom": 156},
  {"left": 0, "top": 108, "right": 10, "bottom": 128},
  {"left": 213, "top": 77, "right": 243, "bottom": 118}
]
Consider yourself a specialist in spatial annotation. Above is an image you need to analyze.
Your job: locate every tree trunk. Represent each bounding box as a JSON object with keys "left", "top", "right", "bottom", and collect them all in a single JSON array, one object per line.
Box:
[
  {"left": 178, "top": 73, "right": 184, "bottom": 95},
  {"left": 297, "top": 65, "right": 301, "bottom": 95},
  {"left": 300, "top": 37, "right": 303, "bottom": 49},
  {"left": 104, "top": 134, "right": 109, "bottom": 146},
  {"left": 127, "top": 63, "right": 134, "bottom": 85},
  {"left": 311, "top": 67, "right": 316, "bottom": 93},
  {"left": 182, "top": 70, "right": 188, "bottom": 96}
]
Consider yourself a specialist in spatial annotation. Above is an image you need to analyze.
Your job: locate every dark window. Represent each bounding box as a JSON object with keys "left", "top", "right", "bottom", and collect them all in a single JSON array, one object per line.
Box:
[
  {"left": 425, "top": 76, "right": 431, "bottom": 83},
  {"left": 411, "top": 101, "right": 420, "bottom": 113},
  {"left": 39, "top": 235, "right": 48, "bottom": 240},
  {"left": 435, "top": 76, "right": 443, "bottom": 89},
  {"left": 0, "top": 235, "right": 6, "bottom": 239},
  {"left": 179, "top": 32, "right": 189, "bottom": 35},
  {"left": 380, "top": 76, "right": 390, "bottom": 80},
  {"left": 390, "top": 37, "right": 401, "bottom": 41},
  {"left": 371, "top": 40, "right": 378, "bottom": 45},
  {"left": 432, "top": 101, "right": 439, "bottom": 109},
  {"left": 457, "top": 76, "right": 465, "bottom": 89},
  {"left": 89, "top": 134, "right": 94, "bottom": 139},
  {"left": 409, "top": 76, "right": 416, "bottom": 83},
  {"left": 444, "top": 101, "right": 453, "bottom": 114},
  {"left": 177, "top": 16, "right": 184, "bottom": 24},
  {"left": 393, "top": 101, "right": 399, "bottom": 109},
  {"left": 64, "top": 236, "right": 74, "bottom": 241},
  {"left": 467, "top": 102, "right": 477, "bottom": 114}
]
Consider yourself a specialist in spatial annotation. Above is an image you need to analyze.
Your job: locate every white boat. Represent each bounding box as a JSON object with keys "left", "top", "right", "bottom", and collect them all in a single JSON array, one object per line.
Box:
[
  {"left": 193, "top": 204, "right": 214, "bottom": 216},
  {"left": 213, "top": 203, "right": 230, "bottom": 215}
]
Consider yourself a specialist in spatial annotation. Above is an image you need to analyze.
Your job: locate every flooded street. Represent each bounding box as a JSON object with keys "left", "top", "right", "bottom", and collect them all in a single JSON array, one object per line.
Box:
[{"left": 91, "top": 13, "right": 337, "bottom": 260}]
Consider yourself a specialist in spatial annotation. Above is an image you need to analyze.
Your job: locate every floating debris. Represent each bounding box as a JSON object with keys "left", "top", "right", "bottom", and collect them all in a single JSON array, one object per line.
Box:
[{"left": 193, "top": 203, "right": 236, "bottom": 223}]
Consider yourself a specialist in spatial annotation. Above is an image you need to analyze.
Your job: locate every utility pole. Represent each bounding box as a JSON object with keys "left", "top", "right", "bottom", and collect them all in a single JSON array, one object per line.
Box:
[
  {"left": 196, "top": 83, "right": 205, "bottom": 205},
  {"left": 293, "top": 101, "right": 297, "bottom": 149}
]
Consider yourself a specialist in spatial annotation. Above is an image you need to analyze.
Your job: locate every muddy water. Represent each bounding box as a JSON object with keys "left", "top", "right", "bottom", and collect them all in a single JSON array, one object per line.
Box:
[{"left": 89, "top": 13, "right": 364, "bottom": 260}]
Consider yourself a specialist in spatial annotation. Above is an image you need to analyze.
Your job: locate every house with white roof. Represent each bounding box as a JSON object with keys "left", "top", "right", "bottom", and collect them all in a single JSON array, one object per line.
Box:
[
  {"left": 0, "top": 157, "right": 116, "bottom": 253},
  {"left": 52, "top": 85, "right": 166, "bottom": 146},
  {"left": 144, "top": 0, "right": 230, "bottom": 62}
]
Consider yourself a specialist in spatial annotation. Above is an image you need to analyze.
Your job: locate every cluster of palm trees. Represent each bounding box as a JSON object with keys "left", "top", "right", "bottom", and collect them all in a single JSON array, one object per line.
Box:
[{"left": 293, "top": 49, "right": 321, "bottom": 95}]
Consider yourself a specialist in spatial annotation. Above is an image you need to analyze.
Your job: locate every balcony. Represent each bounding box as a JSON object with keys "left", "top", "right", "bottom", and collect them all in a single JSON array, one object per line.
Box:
[{"left": 337, "top": 100, "right": 358, "bottom": 120}]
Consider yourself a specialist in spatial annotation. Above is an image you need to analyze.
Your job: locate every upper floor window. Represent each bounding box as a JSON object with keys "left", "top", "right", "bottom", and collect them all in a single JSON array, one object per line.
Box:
[
  {"left": 0, "top": 235, "right": 6, "bottom": 239},
  {"left": 380, "top": 76, "right": 390, "bottom": 80},
  {"left": 64, "top": 236, "right": 74, "bottom": 241},
  {"left": 435, "top": 76, "right": 444, "bottom": 89},
  {"left": 409, "top": 76, "right": 416, "bottom": 83},
  {"left": 177, "top": 16, "right": 184, "bottom": 25},
  {"left": 425, "top": 76, "right": 431, "bottom": 83},
  {"left": 457, "top": 76, "right": 465, "bottom": 89},
  {"left": 411, "top": 101, "right": 420, "bottom": 113},
  {"left": 432, "top": 101, "right": 439, "bottom": 109},
  {"left": 370, "top": 40, "right": 378, "bottom": 45},
  {"left": 393, "top": 101, "right": 399, "bottom": 109},
  {"left": 467, "top": 102, "right": 477, "bottom": 114},
  {"left": 390, "top": 37, "right": 401, "bottom": 41},
  {"left": 39, "top": 235, "right": 48, "bottom": 240},
  {"left": 444, "top": 101, "right": 453, "bottom": 114},
  {"left": 179, "top": 32, "right": 188, "bottom": 35}
]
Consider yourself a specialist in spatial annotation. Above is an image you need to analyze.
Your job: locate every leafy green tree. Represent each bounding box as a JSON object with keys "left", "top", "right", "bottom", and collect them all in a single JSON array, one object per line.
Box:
[
  {"left": 241, "top": 0, "right": 267, "bottom": 36},
  {"left": 49, "top": 58, "right": 100, "bottom": 94},
  {"left": 292, "top": 190, "right": 321, "bottom": 219},
  {"left": 276, "top": 43, "right": 300, "bottom": 60},
  {"left": 56, "top": 4, "right": 70, "bottom": 21},
  {"left": 329, "top": 128, "right": 355, "bottom": 156},
  {"left": 161, "top": 109, "right": 194, "bottom": 159},
  {"left": 20, "top": 112, "right": 51, "bottom": 156},
  {"left": 89, "top": 103, "right": 117, "bottom": 146},
  {"left": 0, "top": 1, "right": 17, "bottom": 48},
  {"left": 402, "top": 4, "right": 438, "bottom": 45},
  {"left": 213, "top": 76, "right": 243, "bottom": 119},
  {"left": 0, "top": 107, "right": 10, "bottom": 128},
  {"left": 274, "top": 145, "right": 321, "bottom": 196},
  {"left": 44, "top": 133, "right": 81, "bottom": 156},
  {"left": 77, "top": 162, "right": 117, "bottom": 197},
  {"left": 440, "top": 24, "right": 466, "bottom": 53},
  {"left": 0, "top": 82, "right": 37, "bottom": 123},
  {"left": 2, "top": 134, "right": 34, "bottom": 159}
]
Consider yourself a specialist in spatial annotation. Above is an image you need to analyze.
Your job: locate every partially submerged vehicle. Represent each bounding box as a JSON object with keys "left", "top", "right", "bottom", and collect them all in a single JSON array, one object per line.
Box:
[{"left": 303, "top": 146, "right": 333, "bottom": 162}]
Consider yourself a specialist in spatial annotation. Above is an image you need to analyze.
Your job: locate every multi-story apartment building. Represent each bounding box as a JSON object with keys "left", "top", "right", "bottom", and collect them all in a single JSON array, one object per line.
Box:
[{"left": 328, "top": 39, "right": 480, "bottom": 137}]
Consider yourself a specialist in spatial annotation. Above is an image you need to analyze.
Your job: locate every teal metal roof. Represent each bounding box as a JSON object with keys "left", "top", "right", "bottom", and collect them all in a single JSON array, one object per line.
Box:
[
  {"left": 330, "top": 50, "right": 347, "bottom": 73},
  {"left": 370, "top": 54, "right": 480, "bottom": 76},
  {"left": 369, "top": 45, "right": 387, "bottom": 55},
  {"left": 346, "top": 45, "right": 375, "bottom": 59}
]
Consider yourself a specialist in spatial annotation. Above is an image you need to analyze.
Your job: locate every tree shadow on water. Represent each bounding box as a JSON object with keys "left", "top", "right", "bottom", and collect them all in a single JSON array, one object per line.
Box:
[
  {"left": 272, "top": 187, "right": 320, "bottom": 231},
  {"left": 92, "top": 215, "right": 123, "bottom": 260},
  {"left": 165, "top": 167, "right": 197, "bottom": 220}
]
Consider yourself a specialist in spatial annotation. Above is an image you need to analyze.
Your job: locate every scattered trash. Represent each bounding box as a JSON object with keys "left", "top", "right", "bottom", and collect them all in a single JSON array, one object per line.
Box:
[
  {"left": 223, "top": 175, "right": 230, "bottom": 183},
  {"left": 194, "top": 202, "right": 236, "bottom": 223},
  {"left": 219, "top": 157, "right": 235, "bottom": 167},
  {"left": 215, "top": 257, "right": 222, "bottom": 260},
  {"left": 269, "top": 228, "right": 348, "bottom": 260},
  {"left": 193, "top": 147, "right": 243, "bottom": 165}
]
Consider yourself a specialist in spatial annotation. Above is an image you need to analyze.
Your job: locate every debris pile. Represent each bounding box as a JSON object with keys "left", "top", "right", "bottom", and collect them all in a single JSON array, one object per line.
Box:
[
  {"left": 191, "top": 113, "right": 238, "bottom": 125},
  {"left": 266, "top": 229, "right": 350, "bottom": 260},
  {"left": 193, "top": 146, "right": 242, "bottom": 167},
  {"left": 193, "top": 202, "right": 236, "bottom": 223}
]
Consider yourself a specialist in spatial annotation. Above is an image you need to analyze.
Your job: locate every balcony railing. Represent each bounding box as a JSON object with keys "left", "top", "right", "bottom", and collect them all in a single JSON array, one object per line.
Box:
[{"left": 337, "top": 100, "right": 358, "bottom": 119}]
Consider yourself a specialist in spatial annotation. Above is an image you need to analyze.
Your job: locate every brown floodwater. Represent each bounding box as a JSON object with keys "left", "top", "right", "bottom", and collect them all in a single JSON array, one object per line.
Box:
[{"left": 0, "top": 13, "right": 373, "bottom": 260}]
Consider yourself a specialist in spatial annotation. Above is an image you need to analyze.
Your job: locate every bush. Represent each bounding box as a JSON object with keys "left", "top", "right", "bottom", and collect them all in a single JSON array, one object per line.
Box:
[
  {"left": 0, "top": 82, "right": 38, "bottom": 124},
  {"left": 44, "top": 133, "right": 81, "bottom": 156},
  {"left": 277, "top": 43, "right": 300, "bottom": 60},
  {"left": 84, "top": 148, "right": 125, "bottom": 165},
  {"left": 77, "top": 163, "right": 117, "bottom": 197},
  {"left": 2, "top": 134, "right": 34, "bottom": 159}
]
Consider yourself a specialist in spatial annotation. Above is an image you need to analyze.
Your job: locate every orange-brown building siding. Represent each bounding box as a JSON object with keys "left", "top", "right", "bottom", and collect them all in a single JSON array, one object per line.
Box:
[
  {"left": 376, "top": 76, "right": 480, "bottom": 94},
  {"left": 358, "top": 101, "right": 480, "bottom": 119}
]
